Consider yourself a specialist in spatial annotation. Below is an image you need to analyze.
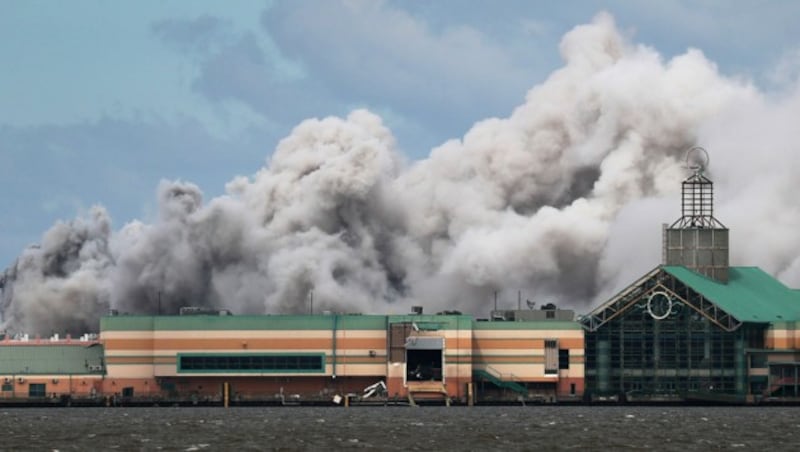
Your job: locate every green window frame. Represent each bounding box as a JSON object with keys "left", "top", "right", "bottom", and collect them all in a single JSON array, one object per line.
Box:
[
  {"left": 177, "top": 353, "right": 325, "bottom": 373},
  {"left": 29, "top": 383, "right": 46, "bottom": 397}
]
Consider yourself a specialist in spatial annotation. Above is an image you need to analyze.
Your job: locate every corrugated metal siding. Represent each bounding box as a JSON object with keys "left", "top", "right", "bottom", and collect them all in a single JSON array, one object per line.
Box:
[
  {"left": 0, "top": 345, "right": 104, "bottom": 374},
  {"left": 405, "top": 337, "right": 444, "bottom": 350}
]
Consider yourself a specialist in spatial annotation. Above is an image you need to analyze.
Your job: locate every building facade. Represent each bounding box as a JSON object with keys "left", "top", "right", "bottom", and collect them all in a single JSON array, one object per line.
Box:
[{"left": 1, "top": 312, "right": 584, "bottom": 405}]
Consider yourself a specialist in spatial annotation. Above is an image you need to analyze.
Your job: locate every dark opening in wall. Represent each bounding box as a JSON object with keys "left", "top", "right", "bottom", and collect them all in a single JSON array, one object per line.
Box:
[{"left": 407, "top": 348, "right": 443, "bottom": 382}]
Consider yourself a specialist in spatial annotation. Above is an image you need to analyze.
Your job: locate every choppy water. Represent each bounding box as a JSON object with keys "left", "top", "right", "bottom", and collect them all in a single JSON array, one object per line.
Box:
[{"left": 0, "top": 406, "right": 798, "bottom": 451}]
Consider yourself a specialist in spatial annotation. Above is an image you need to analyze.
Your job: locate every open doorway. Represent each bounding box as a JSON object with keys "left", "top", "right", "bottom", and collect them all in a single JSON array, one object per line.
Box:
[{"left": 406, "top": 337, "right": 444, "bottom": 382}]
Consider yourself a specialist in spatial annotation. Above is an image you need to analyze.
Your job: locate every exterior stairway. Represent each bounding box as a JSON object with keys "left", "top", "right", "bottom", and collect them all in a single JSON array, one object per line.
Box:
[
  {"left": 406, "top": 381, "right": 451, "bottom": 406},
  {"left": 473, "top": 368, "right": 528, "bottom": 396}
]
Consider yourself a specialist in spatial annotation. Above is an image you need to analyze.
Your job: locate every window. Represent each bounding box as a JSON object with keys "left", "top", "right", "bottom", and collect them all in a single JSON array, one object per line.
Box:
[
  {"left": 559, "top": 349, "right": 570, "bottom": 369},
  {"left": 1, "top": 383, "right": 12, "bottom": 392},
  {"left": 28, "top": 383, "right": 46, "bottom": 397},
  {"left": 545, "top": 339, "right": 558, "bottom": 375},
  {"left": 179, "top": 354, "right": 324, "bottom": 373}
]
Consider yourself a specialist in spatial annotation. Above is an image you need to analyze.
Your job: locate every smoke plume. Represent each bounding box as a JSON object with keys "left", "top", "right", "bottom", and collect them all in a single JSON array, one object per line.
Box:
[{"left": 2, "top": 13, "right": 799, "bottom": 335}]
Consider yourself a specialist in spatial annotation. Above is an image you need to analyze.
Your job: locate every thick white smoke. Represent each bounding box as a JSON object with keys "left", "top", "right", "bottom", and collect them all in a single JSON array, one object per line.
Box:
[{"left": 2, "top": 13, "right": 798, "bottom": 335}]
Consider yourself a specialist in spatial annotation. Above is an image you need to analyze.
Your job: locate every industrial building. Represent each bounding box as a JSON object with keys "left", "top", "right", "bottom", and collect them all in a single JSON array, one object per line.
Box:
[
  {"left": 1, "top": 308, "right": 583, "bottom": 405},
  {"left": 1, "top": 149, "right": 799, "bottom": 405}
]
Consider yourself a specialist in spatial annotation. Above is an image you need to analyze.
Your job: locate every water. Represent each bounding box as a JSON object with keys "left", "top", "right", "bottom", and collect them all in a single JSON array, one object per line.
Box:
[{"left": 1, "top": 406, "right": 798, "bottom": 451}]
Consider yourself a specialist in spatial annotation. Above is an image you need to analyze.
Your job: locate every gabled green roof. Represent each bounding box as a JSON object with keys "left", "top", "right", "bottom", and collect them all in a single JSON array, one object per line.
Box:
[{"left": 663, "top": 266, "right": 800, "bottom": 322}]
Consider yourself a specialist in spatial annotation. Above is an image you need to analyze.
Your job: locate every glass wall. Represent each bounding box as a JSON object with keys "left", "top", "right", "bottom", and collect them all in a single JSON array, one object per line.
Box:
[{"left": 585, "top": 300, "right": 762, "bottom": 399}]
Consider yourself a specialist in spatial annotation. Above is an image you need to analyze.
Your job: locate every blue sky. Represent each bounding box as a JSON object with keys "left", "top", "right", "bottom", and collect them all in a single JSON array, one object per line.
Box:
[{"left": 2, "top": 0, "right": 800, "bottom": 269}]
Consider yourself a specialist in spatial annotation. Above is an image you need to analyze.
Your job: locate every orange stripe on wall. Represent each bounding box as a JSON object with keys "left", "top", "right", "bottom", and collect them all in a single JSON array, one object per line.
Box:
[
  {"left": 444, "top": 338, "right": 473, "bottom": 349},
  {"left": 473, "top": 356, "right": 545, "bottom": 364},
  {"left": 773, "top": 338, "right": 790, "bottom": 349},
  {"left": 106, "top": 356, "right": 177, "bottom": 365}
]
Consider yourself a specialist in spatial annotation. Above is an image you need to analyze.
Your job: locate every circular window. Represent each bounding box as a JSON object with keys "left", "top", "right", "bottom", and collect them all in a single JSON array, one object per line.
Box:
[{"left": 646, "top": 291, "right": 673, "bottom": 320}]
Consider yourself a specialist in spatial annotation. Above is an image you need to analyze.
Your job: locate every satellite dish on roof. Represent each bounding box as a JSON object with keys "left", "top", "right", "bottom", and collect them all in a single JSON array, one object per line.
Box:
[
  {"left": 526, "top": 300, "right": 536, "bottom": 310},
  {"left": 686, "top": 146, "right": 709, "bottom": 175}
]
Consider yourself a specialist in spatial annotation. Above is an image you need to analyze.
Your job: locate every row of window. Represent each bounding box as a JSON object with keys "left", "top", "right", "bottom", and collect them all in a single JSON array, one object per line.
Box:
[
  {"left": 179, "top": 354, "right": 324, "bottom": 372},
  {"left": 1, "top": 383, "right": 46, "bottom": 397}
]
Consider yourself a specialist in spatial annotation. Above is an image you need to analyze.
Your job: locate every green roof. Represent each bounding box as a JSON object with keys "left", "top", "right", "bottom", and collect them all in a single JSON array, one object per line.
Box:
[
  {"left": 663, "top": 266, "right": 800, "bottom": 322},
  {"left": 0, "top": 344, "right": 104, "bottom": 375}
]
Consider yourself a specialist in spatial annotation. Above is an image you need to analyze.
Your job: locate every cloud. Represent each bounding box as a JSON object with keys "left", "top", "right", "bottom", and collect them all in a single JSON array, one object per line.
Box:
[
  {"left": 261, "top": 0, "right": 536, "bottom": 133},
  {"left": 3, "top": 12, "right": 800, "bottom": 337},
  {"left": 0, "top": 114, "right": 273, "bottom": 266}
]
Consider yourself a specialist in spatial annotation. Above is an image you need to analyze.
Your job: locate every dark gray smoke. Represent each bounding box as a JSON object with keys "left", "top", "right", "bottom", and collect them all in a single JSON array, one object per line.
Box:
[{"left": 2, "top": 13, "right": 798, "bottom": 335}]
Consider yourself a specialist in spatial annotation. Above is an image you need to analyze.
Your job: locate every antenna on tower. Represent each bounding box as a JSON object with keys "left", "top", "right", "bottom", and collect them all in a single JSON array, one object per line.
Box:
[{"left": 685, "top": 146, "right": 709, "bottom": 175}]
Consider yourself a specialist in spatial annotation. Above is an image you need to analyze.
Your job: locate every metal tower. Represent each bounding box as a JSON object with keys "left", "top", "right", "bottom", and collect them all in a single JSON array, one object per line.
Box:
[{"left": 663, "top": 147, "right": 729, "bottom": 282}]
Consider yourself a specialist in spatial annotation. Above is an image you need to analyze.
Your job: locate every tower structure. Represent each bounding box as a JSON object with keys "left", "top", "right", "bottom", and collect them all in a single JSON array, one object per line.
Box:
[{"left": 663, "top": 147, "right": 729, "bottom": 282}]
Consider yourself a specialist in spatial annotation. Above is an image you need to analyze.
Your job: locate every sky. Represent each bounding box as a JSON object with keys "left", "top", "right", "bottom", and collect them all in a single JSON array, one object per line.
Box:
[{"left": 2, "top": 0, "right": 800, "bottom": 271}]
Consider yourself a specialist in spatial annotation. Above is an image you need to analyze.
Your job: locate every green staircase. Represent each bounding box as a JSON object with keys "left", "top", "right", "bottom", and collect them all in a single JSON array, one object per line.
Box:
[{"left": 473, "top": 368, "right": 528, "bottom": 396}]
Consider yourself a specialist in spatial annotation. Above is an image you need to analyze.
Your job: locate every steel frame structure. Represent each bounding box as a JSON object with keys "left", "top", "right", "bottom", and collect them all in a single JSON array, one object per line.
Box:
[{"left": 580, "top": 267, "right": 742, "bottom": 333}]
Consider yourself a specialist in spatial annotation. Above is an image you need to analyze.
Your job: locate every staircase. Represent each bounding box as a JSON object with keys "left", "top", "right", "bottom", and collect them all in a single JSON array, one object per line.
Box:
[
  {"left": 766, "top": 376, "right": 799, "bottom": 396},
  {"left": 473, "top": 367, "right": 528, "bottom": 396},
  {"left": 407, "top": 382, "right": 451, "bottom": 406}
]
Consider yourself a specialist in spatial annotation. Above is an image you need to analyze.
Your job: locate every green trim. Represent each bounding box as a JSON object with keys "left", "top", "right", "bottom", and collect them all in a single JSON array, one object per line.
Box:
[
  {"left": 389, "top": 314, "right": 473, "bottom": 330},
  {"left": 472, "top": 320, "right": 581, "bottom": 330},
  {"left": 28, "top": 383, "right": 47, "bottom": 398},
  {"left": 105, "top": 314, "right": 393, "bottom": 331},
  {"left": 177, "top": 352, "right": 325, "bottom": 374},
  {"left": 745, "top": 348, "right": 799, "bottom": 354}
]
